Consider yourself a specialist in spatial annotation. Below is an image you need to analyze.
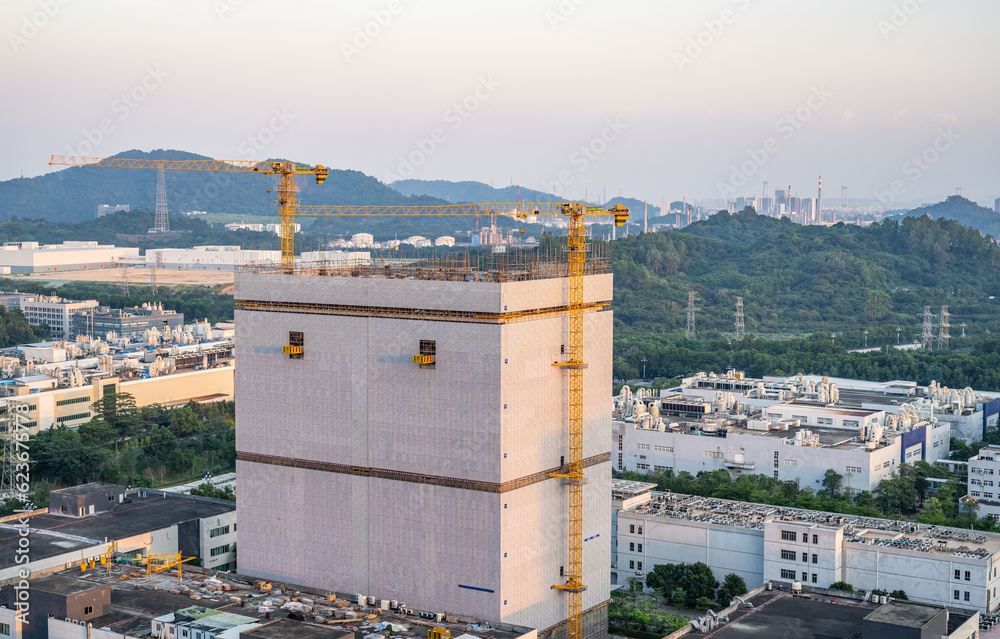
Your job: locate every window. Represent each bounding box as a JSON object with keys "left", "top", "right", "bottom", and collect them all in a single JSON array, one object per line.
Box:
[
  {"left": 846, "top": 466, "right": 862, "bottom": 475},
  {"left": 816, "top": 417, "right": 833, "bottom": 426},
  {"left": 780, "top": 569, "right": 796, "bottom": 580},
  {"left": 654, "top": 465, "right": 672, "bottom": 472},
  {"left": 704, "top": 451, "right": 723, "bottom": 459},
  {"left": 56, "top": 396, "right": 90, "bottom": 406},
  {"left": 210, "top": 525, "right": 230, "bottom": 538},
  {"left": 954, "top": 590, "right": 960, "bottom": 600},
  {"left": 637, "top": 526, "right": 642, "bottom": 535},
  {"left": 955, "top": 569, "right": 961, "bottom": 580},
  {"left": 629, "top": 525, "right": 635, "bottom": 534},
  {"left": 812, "top": 534, "right": 818, "bottom": 544},
  {"left": 802, "top": 572, "right": 808, "bottom": 581},
  {"left": 638, "top": 544, "right": 643, "bottom": 553},
  {"left": 636, "top": 463, "right": 649, "bottom": 470},
  {"left": 811, "top": 574, "right": 817, "bottom": 583},
  {"left": 654, "top": 445, "right": 673, "bottom": 453},
  {"left": 784, "top": 459, "right": 798, "bottom": 467},
  {"left": 781, "top": 550, "right": 796, "bottom": 560},
  {"left": 637, "top": 562, "right": 642, "bottom": 571},
  {"left": 781, "top": 531, "right": 797, "bottom": 542},
  {"left": 812, "top": 554, "right": 818, "bottom": 564},
  {"left": 802, "top": 553, "right": 808, "bottom": 562},
  {"left": 966, "top": 571, "right": 971, "bottom": 581},
  {"left": 0, "top": 623, "right": 9, "bottom": 635},
  {"left": 629, "top": 561, "right": 634, "bottom": 569},
  {"left": 210, "top": 544, "right": 230, "bottom": 557},
  {"left": 629, "top": 543, "right": 634, "bottom": 552},
  {"left": 636, "top": 444, "right": 650, "bottom": 451},
  {"left": 57, "top": 412, "right": 91, "bottom": 423},
  {"left": 965, "top": 592, "right": 970, "bottom": 602},
  {"left": 84, "top": 606, "right": 93, "bottom": 615},
  {"left": 843, "top": 420, "right": 860, "bottom": 428}
]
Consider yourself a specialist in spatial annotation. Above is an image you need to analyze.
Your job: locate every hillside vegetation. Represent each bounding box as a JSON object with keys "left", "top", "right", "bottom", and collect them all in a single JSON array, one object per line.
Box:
[
  {"left": 886, "top": 196, "right": 1000, "bottom": 238},
  {"left": 611, "top": 210, "right": 1000, "bottom": 389}
]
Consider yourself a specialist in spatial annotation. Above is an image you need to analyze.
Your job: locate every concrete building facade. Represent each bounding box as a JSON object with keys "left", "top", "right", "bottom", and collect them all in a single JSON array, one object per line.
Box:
[
  {"left": 616, "top": 491, "right": 1000, "bottom": 614},
  {"left": 235, "top": 267, "right": 613, "bottom": 636},
  {"left": 70, "top": 304, "right": 185, "bottom": 340},
  {"left": 969, "top": 444, "right": 1000, "bottom": 521},
  {"left": 20, "top": 297, "right": 100, "bottom": 340}
]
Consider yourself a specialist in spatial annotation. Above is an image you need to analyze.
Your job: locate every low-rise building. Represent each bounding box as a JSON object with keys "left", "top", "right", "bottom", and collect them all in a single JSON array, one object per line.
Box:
[
  {"left": 613, "top": 386, "right": 950, "bottom": 494},
  {"left": 20, "top": 296, "right": 100, "bottom": 340},
  {"left": 0, "top": 241, "right": 138, "bottom": 274},
  {"left": 616, "top": 490, "right": 1000, "bottom": 614},
  {"left": 96, "top": 204, "right": 130, "bottom": 217},
  {"left": 969, "top": 445, "right": 1000, "bottom": 520},
  {"left": 70, "top": 303, "right": 184, "bottom": 341}
]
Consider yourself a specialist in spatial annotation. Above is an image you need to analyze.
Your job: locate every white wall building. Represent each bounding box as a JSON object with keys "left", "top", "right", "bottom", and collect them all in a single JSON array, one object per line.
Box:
[
  {"left": 146, "top": 246, "right": 279, "bottom": 270},
  {"left": 351, "top": 232, "right": 374, "bottom": 246},
  {"left": 435, "top": 235, "right": 456, "bottom": 247},
  {"left": 616, "top": 491, "right": 1000, "bottom": 614},
  {"left": 613, "top": 388, "right": 950, "bottom": 494},
  {"left": 96, "top": 204, "right": 130, "bottom": 217},
  {"left": 234, "top": 267, "right": 613, "bottom": 637},
  {"left": 969, "top": 445, "right": 1000, "bottom": 520},
  {"left": 21, "top": 296, "right": 99, "bottom": 339},
  {"left": 0, "top": 242, "right": 139, "bottom": 274}
]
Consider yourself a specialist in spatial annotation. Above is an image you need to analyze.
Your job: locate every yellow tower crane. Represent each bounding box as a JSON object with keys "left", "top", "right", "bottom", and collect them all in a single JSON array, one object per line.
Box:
[
  {"left": 48, "top": 155, "right": 329, "bottom": 270},
  {"left": 48, "top": 155, "right": 628, "bottom": 639}
]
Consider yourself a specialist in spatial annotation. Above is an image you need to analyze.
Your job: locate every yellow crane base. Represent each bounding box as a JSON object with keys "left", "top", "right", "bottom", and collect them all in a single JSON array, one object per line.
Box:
[
  {"left": 552, "top": 362, "right": 588, "bottom": 370},
  {"left": 551, "top": 584, "right": 588, "bottom": 594}
]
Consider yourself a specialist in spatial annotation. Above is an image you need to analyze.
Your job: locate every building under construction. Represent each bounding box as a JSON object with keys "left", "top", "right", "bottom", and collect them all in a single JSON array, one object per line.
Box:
[{"left": 234, "top": 256, "right": 613, "bottom": 638}]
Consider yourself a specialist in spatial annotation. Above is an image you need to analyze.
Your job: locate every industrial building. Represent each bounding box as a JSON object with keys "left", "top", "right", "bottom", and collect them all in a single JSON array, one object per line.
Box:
[
  {"left": 70, "top": 302, "right": 184, "bottom": 340},
  {"left": 0, "top": 241, "right": 139, "bottom": 274},
  {"left": 968, "top": 445, "right": 1000, "bottom": 521},
  {"left": 234, "top": 259, "right": 613, "bottom": 637},
  {"left": 613, "top": 384, "right": 951, "bottom": 494},
  {"left": 145, "top": 246, "right": 368, "bottom": 271},
  {"left": 96, "top": 204, "right": 130, "bottom": 217},
  {"left": 680, "top": 371, "right": 1000, "bottom": 442},
  {"left": 615, "top": 489, "right": 1000, "bottom": 614},
  {"left": 20, "top": 296, "right": 100, "bottom": 339}
]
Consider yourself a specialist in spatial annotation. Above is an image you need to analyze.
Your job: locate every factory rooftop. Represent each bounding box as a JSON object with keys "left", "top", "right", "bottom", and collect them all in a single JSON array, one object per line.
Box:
[
  {"left": 0, "top": 491, "right": 234, "bottom": 571},
  {"left": 696, "top": 591, "right": 874, "bottom": 639},
  {"left": 630, "top": 492, "right": 1000, "bottom": 559}
]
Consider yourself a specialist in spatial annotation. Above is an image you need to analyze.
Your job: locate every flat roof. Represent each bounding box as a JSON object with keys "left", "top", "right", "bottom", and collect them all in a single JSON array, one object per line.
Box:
[
  {"left": 708, "top": 592, "right": 872, "bottom": 638},
  {"left": 52, "top": 482, "right": 123, "bottom": 497},
  {"left": 28, "top": 574, "right": 104, "bottom": 596},
  {"left": 243, "top": 619, "right": 354, "bottom": 639},
  {"left": 864, "top": 599, "right": 943, "bottom": 627},
  {"left": 0, "top": 493, "right": 234, "bottom": 570},
  {"left": 88, "top": 582, "right": 232, "bottom": 636}
]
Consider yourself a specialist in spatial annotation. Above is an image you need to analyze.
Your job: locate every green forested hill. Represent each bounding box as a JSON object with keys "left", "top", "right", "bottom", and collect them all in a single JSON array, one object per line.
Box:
[
  {"left": 611, "top": 210, "right": 1000, "bottom": 388},
  {"left": 886, "top": 196, "right": 1000, "bottom": 238}
]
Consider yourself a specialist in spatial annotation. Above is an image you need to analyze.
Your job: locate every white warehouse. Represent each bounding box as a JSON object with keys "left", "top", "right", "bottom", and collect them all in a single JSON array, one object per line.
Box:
[
  {"left": 0, "top": 241, "right": 139, "bottom": 274},
  {"left": 616, "top": 490, "right": 1000, "bottom": 614}
]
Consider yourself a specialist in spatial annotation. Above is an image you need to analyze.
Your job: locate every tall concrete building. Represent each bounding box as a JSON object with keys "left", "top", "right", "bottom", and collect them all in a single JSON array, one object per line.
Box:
[{"left": 235, "top": 263, "right": 613, "bottom": 637}]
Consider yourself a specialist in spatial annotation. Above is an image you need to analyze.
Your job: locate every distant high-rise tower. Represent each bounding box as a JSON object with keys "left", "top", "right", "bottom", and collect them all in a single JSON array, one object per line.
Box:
[
  {"left": 995, "top": 197, "right": 999, "bottom": 214},
  {"left": 816, "top": 176, "right": 822, "bottom": 226},
  {"left": 686, "top": 291, "right": 699, "bottom": 339},
  {"left": 762, "top": 180, "right": 769, "bottom": 214},
  {"left": 938, "top": 306, "right": 951, "bottom": 350},
  {"left": 734, "top": 297, "right": 745, "bottom": 341},
  {"left": 121, "top": 267, "right": 130, "bottom": 297},
  {"left": 643, "top": 201, "right": 648, "bottom": 234},
  {"left": 920, "top": 306, "right": 935, "bottom": 350},
  {"left": 154, "top": 166, "right": 170, "bottom": 233}
]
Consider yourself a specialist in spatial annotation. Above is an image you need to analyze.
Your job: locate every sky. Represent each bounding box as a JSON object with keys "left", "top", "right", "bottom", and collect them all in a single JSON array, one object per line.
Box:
[{"left": 1, "top": 0, "right": 998, "bottom": 208}]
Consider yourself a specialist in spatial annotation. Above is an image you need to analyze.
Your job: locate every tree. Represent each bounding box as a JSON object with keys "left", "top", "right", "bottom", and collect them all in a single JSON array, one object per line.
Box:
[
  {"left": 90, "top": 392, "right": 141, "bottom": 442},
  {"left": 820, "top": 469, "right": 843, "bottom": 499},
  {"left": 863, "top": 290, "right": 892, "bottom": 323},
  {"left": 190, "top": 483, "right": 235, "bottom": 501},
  {"left": 169, "top": 407, "right": 202, "bottom": 437},
  {"left": 889, "top": 589, "right": 908, "bottom": 600},
  {"left": 830, "top": 581, "right": 854, "bottom": 592},
  {"left": 670, "top": 588, "right": 687, "bottom": 607},
  {"left": 694, "top": 596, "right": 714, "bottom": 611},
  {"left": 678, "top": 562, "right": 718, "bottom": 606},
  {"left": 717, "top": 573, "right": 748, "bottom": 606},
  {"left": 646, "top": 563, "right": 686, "bottom": 600}
]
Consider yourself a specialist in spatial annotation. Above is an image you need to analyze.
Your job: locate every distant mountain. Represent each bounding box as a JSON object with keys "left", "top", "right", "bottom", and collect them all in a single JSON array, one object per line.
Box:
[
  {"left": 886, "top": 196, "right": 1000, "bottom": 238},
  {"left": 390, "top": 179, "right": 567, "bottom": 205},
  {"left": 1, "top": 149, "right": 445, "bottom": 224}
]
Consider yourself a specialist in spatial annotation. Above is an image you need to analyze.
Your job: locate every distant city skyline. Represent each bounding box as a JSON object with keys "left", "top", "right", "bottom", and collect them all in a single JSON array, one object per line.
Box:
[{"left": 1, "top": 1, "right": 998, "bottom": 206}]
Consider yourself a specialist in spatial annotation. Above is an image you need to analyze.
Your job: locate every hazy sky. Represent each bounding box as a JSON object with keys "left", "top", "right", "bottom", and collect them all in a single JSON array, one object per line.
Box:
[{"left": 2, "top": 0, "right": 998, "bottom": 207}]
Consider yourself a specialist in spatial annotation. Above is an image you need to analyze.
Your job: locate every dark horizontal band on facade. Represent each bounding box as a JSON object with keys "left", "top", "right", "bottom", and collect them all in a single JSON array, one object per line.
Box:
[
  {"left": 236, "top": 451, "right": 612, "bottom": 494},
  {"left": 234, "top": 299, "right": 610, "bottom": 324}
]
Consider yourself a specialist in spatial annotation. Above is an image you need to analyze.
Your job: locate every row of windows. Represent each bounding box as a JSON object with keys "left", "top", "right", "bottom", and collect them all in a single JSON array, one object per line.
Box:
[
  {"left": 704, "top": 451, "right": 723, "bottom": 459},
  {"left": 654, "top": 445, "right": 673, "bottom": 453},
  {"left": 56, "top": 396, "right": 90, "bottom": 406},
  {"left": 56, "top": 412, "right": 91, "bottom": 423},
  {"left": 209, "top": 525, "right": 231, "bottom": 538},
  {"left": 954, "top": 590, "right": 971, "bottom": 602},
  {"left": 210, "top": 544, "right": 231, "bottom": 557},
  {"left": 781, "top": 531, "right": 820, "bottom": 544},
  {"left": 628, "top": 560, "right": 643, "bottom": 571},
  {"left": 780, "top": 569, "right": 819, "bottom": 583},
  {"left": 636, "top": 444, "right": 650, "bottom": 451},
  {"left": 628, "top": 524, "right": 644, "bottom": 535},
  {"left": 636, "top": 463, "right": 649, "bottom": 470},
  {"left": 784, "top": 459, "right": 797, "bottom": 467},
  {"left": 955, "top": 569, "right": 972, "bottom": 581},
  {"left": 628, "top": 542, "right": 643, "bottom": 552},
  {"left": 846, "top": 466, "right": 863, "bottom": 475}
]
